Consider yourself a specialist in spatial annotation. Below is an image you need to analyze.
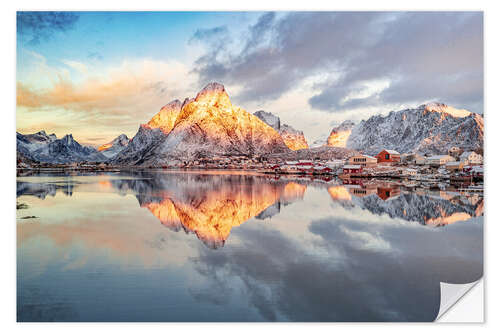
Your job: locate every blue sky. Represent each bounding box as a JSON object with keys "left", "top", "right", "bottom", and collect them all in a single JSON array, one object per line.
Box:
[
  {"left": 16, "top": 11, "right": 483, "bottom": 146},
  {"left": 17, "top": 12, "right": 260, "bottom": 83}
]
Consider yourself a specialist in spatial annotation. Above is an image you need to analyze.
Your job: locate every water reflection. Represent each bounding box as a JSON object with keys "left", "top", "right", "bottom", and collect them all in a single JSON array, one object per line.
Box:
[
  {"left": 103, "top": 173, "right": 307, "bottom": 248},
  {"left": 17, "top": 171, "right": 483, "bottom": 321},
  {"left": 328, "top": 180, "right": 484, "bottom": 227},
  {"left": 18, "top": 172, "right": 483, "bottom": 237}
]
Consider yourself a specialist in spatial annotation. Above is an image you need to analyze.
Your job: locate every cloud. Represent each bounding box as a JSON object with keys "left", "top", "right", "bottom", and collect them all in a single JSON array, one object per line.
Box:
[
  {"left": 16, "top": 58, "right": 197, "bottom": 144},
  {"left": 61, "top": 59, "right": 88, "bottom": 74},
  {"left": 190, "top": 26, "right": 229, "bottom": 43},
  {"left": 191, "top": 213, "right": 483, "bottom": 321},
  {"left": 192, "top": 12, "right": 483, "bottom": 113},
  {"left": 17, "top": 11, "right": 79, "bottom": 45}
]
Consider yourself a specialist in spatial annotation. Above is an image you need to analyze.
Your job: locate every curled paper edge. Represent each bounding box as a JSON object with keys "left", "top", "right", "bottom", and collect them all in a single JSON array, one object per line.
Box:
[{"left": 435, "top": 279, "right": 482, "bottom": 321}]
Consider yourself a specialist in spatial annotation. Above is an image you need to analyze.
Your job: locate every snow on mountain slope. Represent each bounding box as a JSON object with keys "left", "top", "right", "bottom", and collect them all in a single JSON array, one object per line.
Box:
[
  {"left": 327, "top": 120, "right": 356, "bottom": 148},
  {"left": 253, "top": 110, "right": 309, "bottom": 150},
  {"left": 253, "top": 110, "right": 280, "bottom": 130},
  {"left": 98, "top": 134, "right": 130, "bottom": 158},
  {"left": 17, "top": 132, "right": 107, "bottom": 164},
  {"left": 345, "top": 103, "right": 483, "bottom": 155},
  {"left": 16, "top": 130, "right": 57, "bottom": 153},
  {"left": 113, "top": 83, "right": 290, "bottom": 166}
]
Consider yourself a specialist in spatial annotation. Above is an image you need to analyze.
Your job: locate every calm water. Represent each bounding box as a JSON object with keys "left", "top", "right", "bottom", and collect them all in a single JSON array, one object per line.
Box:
[{"left": 16, "top": 170, "right": 483, "bottom": 322}]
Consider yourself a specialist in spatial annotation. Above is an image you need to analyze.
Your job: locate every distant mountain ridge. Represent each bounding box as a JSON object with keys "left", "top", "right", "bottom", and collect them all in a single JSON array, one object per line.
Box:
[
  {"left": 98, "top": 134, "right": 130, "bottom": 158},
  {"left": 17, "top": 131, "right": 106, "bottom": 164},
  {"left": 253, "top": 110, "right": 309, "bottom": 150},
  {"left": 344, "top": 102, "right": 483, "bottom": 155},
  {"left": 321, "top": 102, "right": 483, "bottom": 155}
]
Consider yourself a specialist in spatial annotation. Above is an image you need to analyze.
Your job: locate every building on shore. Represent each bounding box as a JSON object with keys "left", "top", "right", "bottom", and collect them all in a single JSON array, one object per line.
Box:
[
  {"left": 463, "top": 165, "right": 484, "bottom": 177},
  {"left": 427, "top": 155, "right": 456, "bottom": 166},
  {"left": 445, "top": 161, "right": 467, "bottom": 172},
  {"left": 348, "top": 154, "right": 377, "bottom": 167},
  {"left": 402, "top": 153, "right": 426, "bottom": 165},
  {"left": 376, "top": 149, "right": 401, "bottom": 164},
  {"left": 460, "top": 151, "right": 483, "bottom": 165}
]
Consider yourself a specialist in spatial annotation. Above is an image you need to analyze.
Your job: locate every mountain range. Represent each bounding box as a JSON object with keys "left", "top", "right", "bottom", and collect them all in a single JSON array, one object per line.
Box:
[
  {"left": 16, "top": 84, "right": 484, "bottom": 166},
  {"left": 17, "top": 131, "right": 107, "bottom": 164},
  {"left": 326, "top": 102, "right": 484, "bottom": 155}
]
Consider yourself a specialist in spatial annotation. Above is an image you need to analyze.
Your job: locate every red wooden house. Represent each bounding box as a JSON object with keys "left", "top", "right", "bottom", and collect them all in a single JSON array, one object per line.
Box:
[{"left": 376, "top": 149, "right": 401, "bottom": 164}]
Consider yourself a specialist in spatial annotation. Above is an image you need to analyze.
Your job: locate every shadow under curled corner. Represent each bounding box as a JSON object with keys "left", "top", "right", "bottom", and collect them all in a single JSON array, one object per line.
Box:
[{"left": 435, "top": 278, "right": 483, "bottom": 322}]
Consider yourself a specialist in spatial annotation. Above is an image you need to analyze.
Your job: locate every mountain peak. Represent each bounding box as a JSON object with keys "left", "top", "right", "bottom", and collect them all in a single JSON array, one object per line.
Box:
[
  {"left": 194, "top": 82, "right": 231, "bottom": 108},
  {"left": 98, "top": 134, "right": 130, "bottom": 156},
  {"left": 147, "top": 99, "right": 184, "bottom": 134},
  {"left": 62, "top": 134, "right": 74, "bottom": 142},
  {"left": 419, "top": 102, "right": 471, "bottom": 118}
]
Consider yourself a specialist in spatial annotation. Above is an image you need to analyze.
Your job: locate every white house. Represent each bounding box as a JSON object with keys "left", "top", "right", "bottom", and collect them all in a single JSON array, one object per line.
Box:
[
  {"left": 325, "top": 160, "right": 344, "bottom": 169},
  {"left": 402, "top": 168, "right": 418, "bottom": 176},
  {"left": 460, "top": 151, "right": 483, "bottom": 165},
  {"left": 427, "top": 155, "right": 456, "bottom": 166}
]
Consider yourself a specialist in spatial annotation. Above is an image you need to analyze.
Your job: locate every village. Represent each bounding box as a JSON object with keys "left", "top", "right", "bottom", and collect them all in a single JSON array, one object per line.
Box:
[
  {"left": 263, "top": 147, "right": 484, "bottom": 183},
  {"left": 18, "top": 143, "right": 484, "bottom": 190}
]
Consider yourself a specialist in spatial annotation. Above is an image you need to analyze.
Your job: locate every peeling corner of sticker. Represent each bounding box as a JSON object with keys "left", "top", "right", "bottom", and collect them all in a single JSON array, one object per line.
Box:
[{"left": 435, "top": 279, "right": 482, "bottom": 321}]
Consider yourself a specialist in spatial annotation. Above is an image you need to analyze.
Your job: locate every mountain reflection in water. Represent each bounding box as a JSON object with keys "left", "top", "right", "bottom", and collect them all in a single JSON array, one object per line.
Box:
[
  {"left": 116, "top": 174, "right": 307, "bottom": 248},
  {"left": 17, "top": 171, "right": 483, "bottom": 322},
  {"left": 17, "top": 172, "right": 483, "bottom": 248}
]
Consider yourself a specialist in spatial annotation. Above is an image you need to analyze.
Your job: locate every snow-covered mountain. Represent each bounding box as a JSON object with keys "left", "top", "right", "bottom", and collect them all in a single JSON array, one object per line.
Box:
[
  {"left": 113, "top": 83, "right": 290, "bottom": 166},
  {"left": 16, "top": 130, "right": 57, "bottom": 155},
  {"left": 97, "top": 134, "right": 130, "bottom": 158},
  {"left": 253, "top": 110, "right": 309, "bottom": 150},
  {"left": 17, "top": 131, "right": 106, "bottom": 164},
  {"left": 327, "top": 120, "right": 356, "bottom": 147},
  {"left": 111, "top": 99, "right": 185, "bottom": 165},
  {"left": 340, "top": 102, "right": 483, "bottom": 155}
]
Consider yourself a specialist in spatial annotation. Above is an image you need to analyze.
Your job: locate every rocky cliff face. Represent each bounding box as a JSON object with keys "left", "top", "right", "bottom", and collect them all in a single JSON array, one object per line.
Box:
[
  {"left": 253, "top": 110, "right": 309, "bottom": 150},
  {"left": 113, "top": 83, "right": 290, "bottom": 166},
  {"left": 337, "top": 102, "right": 483, "bottom": 155},
  {"left": 327, "top": 120, "right": 356, "bottom": 147},
  {"left": 324, "top": 102, "right": 482, "bottom": 151},
  {"left": 98, "top": 134, "right": 130, "bottom": 158}
]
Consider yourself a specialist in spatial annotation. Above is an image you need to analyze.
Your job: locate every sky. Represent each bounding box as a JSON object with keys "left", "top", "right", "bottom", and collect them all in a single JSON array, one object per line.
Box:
[{"left": 16, "top": 11, "right": 483, "bottom": 146}]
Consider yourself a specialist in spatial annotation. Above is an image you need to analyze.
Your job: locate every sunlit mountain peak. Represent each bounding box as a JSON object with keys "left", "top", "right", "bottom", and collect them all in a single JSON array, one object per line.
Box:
[
  {"left": 194, "top": 82, "right": 232, "bottom": 109},
  {"left": 421, "top": 102, "right": 471, "bottom": 118},
  {"left": 146, "top": 99, "right": 184, "bottom": 134}
]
